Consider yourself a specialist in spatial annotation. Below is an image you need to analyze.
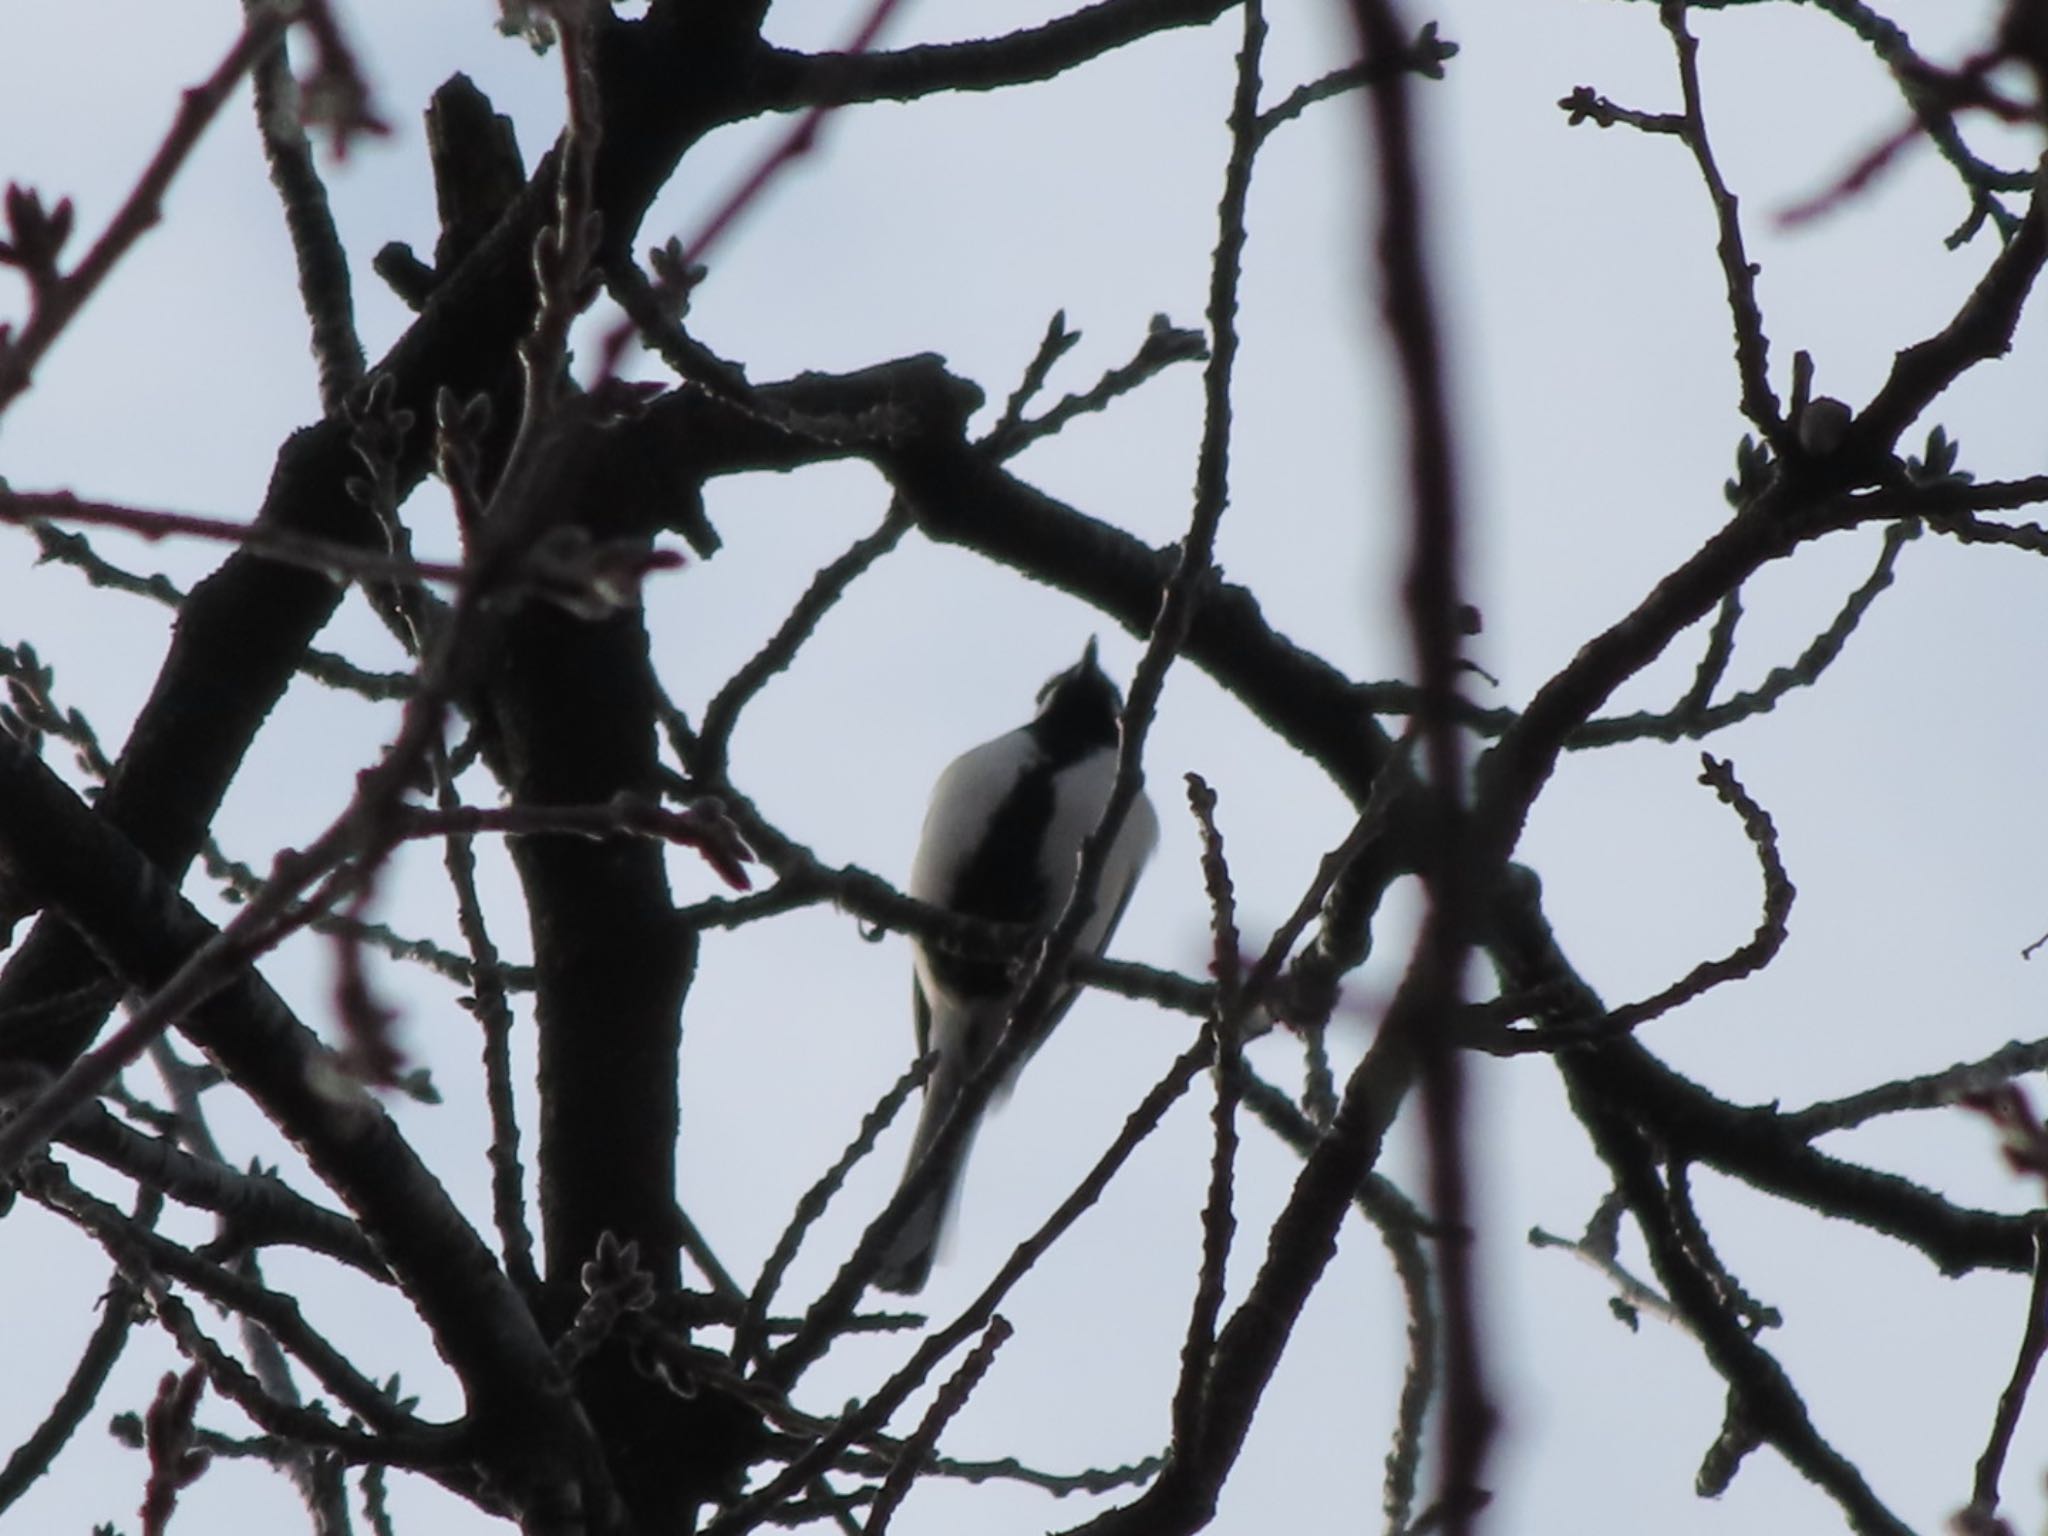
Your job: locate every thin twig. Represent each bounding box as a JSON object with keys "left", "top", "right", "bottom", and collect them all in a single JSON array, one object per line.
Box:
[
  {"left": 1584, "top": 755, "right": 1794, "bottom": 1040},
  {"left": 1257, "top": 26, "right": 1457, "bottom": 142},
  {"left": 839, "top": 1445, "right": 1164, "bottom": 1498},
  {"left": 735, "top": 1054, "right": 931, "bottom": 1368},
  {"left": 865, "top": 1316, "right": 1014, "bottom": 1534},
  {"left": 1531, "top": 1224, "right": 1688, "bottom": 1329},
  {"left": 1, "top": 491, "right": 475, "bottom": 588},
  {"left": 27, "top": 1161, "right": 452, "bottom": 1453},
  {"left": 977, "top": 317, "right": 1208, "bottom": 461},
  {"left": 1579, "top": 1096, "right": 1912, "bottom": 1533},
  {"left": 146, "top": 1035, "right": 354, "bottom": 1536},
  {"left": 432, "top": 752, "right": 540, "bottom": 1308},
  {"left": 1676, "top": 589, "right": 1742, "bottom": 720},
  {"left": 1172, "top": 776, "right": 1240, "bottom": 1452},
  {"left": 1371, "top": 1177, "right": 1437, "bottom": 1535},
  {"left": 201, "top": 837, "right": 533, "bottom": 994},
  {"left": 246, "top": 9, "right": 365, "bottom": 412},
  {"left": 1580, "top": 522, "right": 1914, "bottom": 748},
  {"left": 1469, "top": 755, "right": 1794, "bottom": 1055},
  {"left": 0, "top": 1272, "right": 141, "bottom": 1513},
  {"left": 739, "top": 1039, "right": 1212, "bottom": 1528},
  {"left": 1785, "top": 1038, "right": 2048, "bottom": 1140},
  {"left": 696, "top": 506, "right": 913, "bottom": 775},
  {"left": 590, "top": 0, "right": 908, "bottom": 385},
  {"left": 986, "top": 311, "right": 1082, "bottom": 444},
  {"left": 1557, "top": 84, "right": 1687, "bottom": 136},
  {"left": 1968, "top": 1227, "right": 2048, "bottom": 1519},
  {"left": 394, "top": 795, "right": 752, "bottom": 889},
  {"left": 1661, "top": 1, "right": 1785, "bottom": 446},
  {"left": 0, "top": 8, "right": 290, "bottom": 416}
]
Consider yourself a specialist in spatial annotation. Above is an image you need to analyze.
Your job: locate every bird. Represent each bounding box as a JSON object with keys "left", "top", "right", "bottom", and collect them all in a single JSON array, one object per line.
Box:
[{"left": 876, "top": 638, "right": 1159, "bottom": 1293}]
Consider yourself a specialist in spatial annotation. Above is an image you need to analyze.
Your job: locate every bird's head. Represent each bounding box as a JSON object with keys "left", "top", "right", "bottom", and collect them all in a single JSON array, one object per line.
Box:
[{"left": 1031, "top": 637, "right": 1123, "bottom": 753}]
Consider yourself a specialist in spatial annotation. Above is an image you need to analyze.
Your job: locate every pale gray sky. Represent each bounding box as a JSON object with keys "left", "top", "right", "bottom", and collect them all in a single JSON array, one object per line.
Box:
[{"left": 1, "top": 2, "right": 2044, "bottom": 1533}]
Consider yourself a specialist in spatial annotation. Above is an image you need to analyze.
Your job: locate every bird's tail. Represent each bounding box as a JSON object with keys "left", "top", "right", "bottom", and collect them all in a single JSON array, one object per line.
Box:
[{"left": 874, "top": 1071, "right": 980, "bottom": 1294}]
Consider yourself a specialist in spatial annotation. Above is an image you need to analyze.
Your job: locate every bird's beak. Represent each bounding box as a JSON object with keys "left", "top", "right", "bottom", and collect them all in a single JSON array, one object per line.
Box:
[{"left": 1081, "top": 635, "right": 1100, "bottom": 670}]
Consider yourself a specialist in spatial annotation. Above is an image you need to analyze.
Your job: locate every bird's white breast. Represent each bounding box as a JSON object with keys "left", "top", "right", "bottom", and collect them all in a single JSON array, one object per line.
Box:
[
  {"left": 1037, "top": 744, "right": 1157, "bottom": 957},
  {"left": 909, "top": 729, "right": 1157, "bottom": 972}
]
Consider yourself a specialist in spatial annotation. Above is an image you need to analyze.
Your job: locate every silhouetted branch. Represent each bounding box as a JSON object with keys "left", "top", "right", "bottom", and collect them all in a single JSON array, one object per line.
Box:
[
  {"left": 734, "top": 1054, "right": 930, "bottom": 1367},
  {"left": 246, "top": 12, "right": 364, "bottom": 413},
  {"left": 752, "top": 0, "right": 1235, "bottom": 112},
  {"left": 1856, "top": 156, "right": 2046, "bottom": 453},
  {"left": 0, "top": 1270, "right": 140, "bottom": 1513},
  {"left": 978, "top": 317, "right": 1209, "bottom": 461},
  {"left": 747, "top": 1037, "right": 1211, "bottom": 1513},
  {"left": 866, "top": 1315, "right": 1013, "bottom": 1534},
  {"left": 1173, "top": 777, "right": 1241, "bottom": 1454},
  {"left": 1967, "top": 1228, "right": 2048, "bottom": 1523},
  {"left": 1661, "top": 1, "right": 1786, "bottom": 446},
  {"left": 1785, "top": 1037, "right": 2048, "bottom": 1140},
  {"left": 1258, "top": 24, "right": 1457, "bottom": 141},
  {"left": 696, "top": 506, "right": 913, "bottom": 775},
  {"left": 1579, "top": 1092, "right": 1912, "bottom": 1534}
]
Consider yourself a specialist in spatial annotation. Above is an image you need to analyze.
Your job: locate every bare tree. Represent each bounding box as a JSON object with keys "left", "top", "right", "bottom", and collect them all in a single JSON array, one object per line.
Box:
[{"left": 0, "top": 1, "right": 2044, "bottom": 1533}]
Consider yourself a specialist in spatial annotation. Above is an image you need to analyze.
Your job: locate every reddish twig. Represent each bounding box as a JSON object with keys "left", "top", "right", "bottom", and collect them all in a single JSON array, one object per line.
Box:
[
  {"left": 1962, "top": 1083, "right": 2048, "bottom": 1189},
  {"left": 677, "top": 0, "right": 907, "bottom": 270},
  {"left": 0, "top": 10, "right": 289, "bottom": 417},
  {"left": 0, "top": 490, "right": 469, "bottom": 587},
  {"left": 139, "top": 1367, "right": 211, "bottom": 1536},
  {"left": 1777, "top": 36, "right": 2034, "bottom": 230},
  {"left": 395, "top": 794, "right": 753, "bottom": 891},
  {"left": 591, "top": 0, "right": 908, "bottom": 386},
  {"left": 1349, "top": 0, "right": 1490, "bottom": 1523}
]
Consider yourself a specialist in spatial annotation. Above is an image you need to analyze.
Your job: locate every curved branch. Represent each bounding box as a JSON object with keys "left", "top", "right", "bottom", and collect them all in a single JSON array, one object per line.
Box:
[
  {"left": 0, "top": 1268, "right": 139, "bottom": 1512},
  {"left": 1577, "top": 521, "right": 1913, "bottom": 748},
  {"left": 1856, "top": 157, "right": 2046, "bottom": 453},
  {"left": 1487, "top": 894, "right": 2037, "bottom": 1281},
  {"left": 1530, "top": 754, "right": 1794, "bottom": 1044},
  {"left": 749, "top": 0, "right": 1233, "bottom": 113}
]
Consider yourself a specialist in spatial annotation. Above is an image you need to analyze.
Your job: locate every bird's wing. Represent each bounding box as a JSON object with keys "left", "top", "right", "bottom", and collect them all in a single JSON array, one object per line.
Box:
[{"left": 908, "top": 729, "right": 1033, "bottom": 905}]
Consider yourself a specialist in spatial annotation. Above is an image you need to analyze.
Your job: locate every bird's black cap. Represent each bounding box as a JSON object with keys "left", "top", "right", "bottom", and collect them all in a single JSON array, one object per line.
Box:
[{"left": 1030, "top": 638, "right": 1122, "bottom": 763}]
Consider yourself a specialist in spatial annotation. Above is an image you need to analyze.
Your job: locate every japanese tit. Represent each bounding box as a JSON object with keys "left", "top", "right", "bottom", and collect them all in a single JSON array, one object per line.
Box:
[{"left": 876, "top": 638, "right": 1159, "bottom": 1294}]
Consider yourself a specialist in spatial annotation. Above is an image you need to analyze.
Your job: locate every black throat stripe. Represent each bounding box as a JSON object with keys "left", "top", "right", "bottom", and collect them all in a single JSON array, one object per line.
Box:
[{"left": 929, "top": 758, "right": 1057, "bottom": 999}]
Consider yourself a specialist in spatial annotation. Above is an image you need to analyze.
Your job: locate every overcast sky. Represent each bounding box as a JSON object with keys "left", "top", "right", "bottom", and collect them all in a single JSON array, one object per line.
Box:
[{"left": 2, "top": 1, "right": 2045, "bottom": 1532}]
